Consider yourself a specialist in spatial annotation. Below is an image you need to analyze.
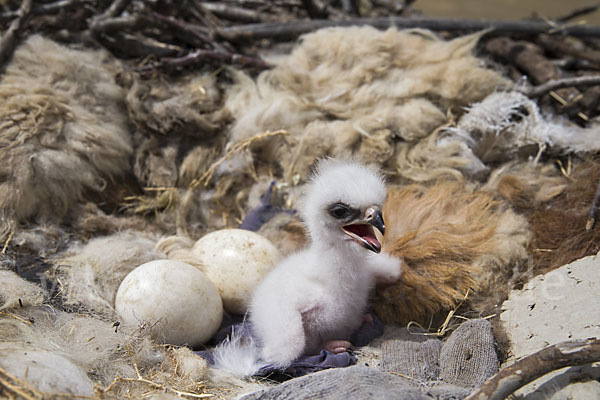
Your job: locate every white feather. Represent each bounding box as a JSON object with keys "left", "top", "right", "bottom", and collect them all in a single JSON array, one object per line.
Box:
[{"left": 212, "top": 325, "right": 263, "bottom": 377}]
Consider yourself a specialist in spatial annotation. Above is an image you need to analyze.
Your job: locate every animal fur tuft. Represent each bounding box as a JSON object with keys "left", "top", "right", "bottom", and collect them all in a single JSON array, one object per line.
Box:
[{"left": 213, "top": 325, "right": 264, "bottom": 377}]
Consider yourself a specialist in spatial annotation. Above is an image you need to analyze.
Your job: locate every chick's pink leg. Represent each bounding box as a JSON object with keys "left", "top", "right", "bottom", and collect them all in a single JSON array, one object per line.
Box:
[{"left": 322, "top": 339, "right": 352, "bottom": 354}]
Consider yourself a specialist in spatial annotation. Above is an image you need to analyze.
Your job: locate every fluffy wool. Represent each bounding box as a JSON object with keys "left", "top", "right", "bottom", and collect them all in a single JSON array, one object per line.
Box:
[
  {"left": 481, "top": 161, "right": 567, "bottom": 210},
  {"left": 0, "top": 35, "right": 132, "bottom": 241},
  {"left": 0, "top": 269, "right": 46, "bottom": 310},
  {"left": 375, "top": 181, "right": 530, "bottom": 325},
  {"left": 53, "top": 231, "right": 165, "bottom": 317},
  {"left": 225, "top": 27, "right": 510, "bottom": 183},
  {"left": 123, "top": 72, "right": 229, "bottom": 189},
  {"left": 394, "top": 91, "right": 600, "bottom": 183},
  {"left": 0, "top": 306, "right": 238, "bottom": 399},
  {"left": 444, "top": 91, "right": 600, "bottom": 159}
]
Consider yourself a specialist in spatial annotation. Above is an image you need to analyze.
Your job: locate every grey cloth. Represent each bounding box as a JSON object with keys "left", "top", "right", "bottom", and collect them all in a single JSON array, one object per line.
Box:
[
  {"left": 439, "top": 319, "right": 498, "bottom": 388},
  {"left": 241, "top": 366, "right": 439, "bottom": 400},
  {"left": 243, "top": 319, "right": 498, "bottom": 400},
  {"left": 381, "top": 329, "right": 442, "bottom": 381}
]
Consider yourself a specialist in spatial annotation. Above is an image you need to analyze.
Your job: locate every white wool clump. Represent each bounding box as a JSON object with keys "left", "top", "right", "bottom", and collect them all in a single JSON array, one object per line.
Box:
[
  {"left": 0, "top": 306, "right": 219, "bottom": 399},
  {"left": 225, "top": 27, "right": 510, "bottom": 182},
  {"left": 437, "top": 91, "right": 600, "bottom": 176},
  {"left": 0, "top": 35, "right": 132, "bottom": 240},
  {"left": 0, "top": 345, "right": 95, "bottom": 396},
  {"left": 54, "top": 231, "right": 165, "bottom": 316},
  {"left": 0, "top": 269, "right": 46, "bottom": 310}
]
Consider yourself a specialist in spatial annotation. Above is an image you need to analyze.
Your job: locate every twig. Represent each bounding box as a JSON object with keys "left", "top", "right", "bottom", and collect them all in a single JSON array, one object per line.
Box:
[
  {"left": 190, "top": 130, "right": 288, "bottom": 189},
  {"left": 1, "top": 230, "right": 13, "bottom": 254},
  {"left": 407, "top": 290, "right": 471, "bottom": 337},
  {"left": 301, "top": 0, "right": 328, "bottom": 19},
  {"left": 98, "top": 0, "right": 132, "bottom": 19},
  {"left": 89, "top": 14, "right": 145, "bottom": 36},
  {"left": 586, "top": 178, "right": 600, "bottom": 230},
  {"left": 0, "top": 311, "right": 34, "bottom": 325},
  {"left": 0, "top": 0, "right": 80, "bottom": 22},
  {"left": 146, "top": 10, "right": 228, "bottom": 52},
  {"left": 98, "top": 375, "right": 214, "bottom": 398},
  {"left": 200, "top": 2, "right": 271, "bottom": 23},
  {"left": 465, "top": 338, "right": 600, "bottom": 400},
  {"left": 136, "top": 47, "right": 272, "bottom": 73},
  {"left": 555, "top": 2, "right": 600, "bottom": 23},
  {"left": 216, "top": 16, "right": 600, "bottom": 42},
  {"left": 0, "top": 0, "right": 32, "bottom": 70},
  {"left": 524, "top": 75, "right": 600, "bottom": 98}
]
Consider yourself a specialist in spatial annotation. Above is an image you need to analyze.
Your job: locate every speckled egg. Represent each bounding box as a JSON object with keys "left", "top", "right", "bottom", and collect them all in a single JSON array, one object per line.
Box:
[
  {"left": 115, "top": 260, "right": 223, "bottom": 346},
  {"left": 192, "top": 229, "right": 282, "bottom": 315}
]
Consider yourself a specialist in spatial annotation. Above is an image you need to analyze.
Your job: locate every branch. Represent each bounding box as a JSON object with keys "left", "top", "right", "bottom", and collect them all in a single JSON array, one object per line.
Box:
[
  {"left": 146, "top": 11, "right": 228, "bottom": 52},
  {"left": 0, "top": 0, "right": 32, "bottom": 70},
  {"left": 555, "top": 2, "right": 600, "bottom": 23},
  {"left": 524, "top": 75, "right": 600, "bottom": 98},
  {"left": 98, "top": 0, "right": 132, "bottom": 19},
  {"left": 136, "top": 48, "right": 272, "bottom": 73},
  {"left": 301, "top": 0, "right": 328, "bottom": 19},
  {"left": 200, "top": 2, "right": 272, "bottom": 23},
  {"left": 586, "top": 178, "right": 600, "bottom": 230},
  {"left": 0, "top": 0, "right": 80, "bottom": 23},
  {"left": 465, "top": 338, "right": 600, "bottom": 400},
  {"left": 215, "top": 16, "right": 600, "bottom": 42}
]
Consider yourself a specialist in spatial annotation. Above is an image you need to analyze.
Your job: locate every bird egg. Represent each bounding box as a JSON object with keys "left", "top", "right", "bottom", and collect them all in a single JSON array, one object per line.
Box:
[
  {"left": 192, "top": 229, "right": 282, "bottom": 315},
  {"left": 115, "top": 260, "right": 223, "bottom": 346}
]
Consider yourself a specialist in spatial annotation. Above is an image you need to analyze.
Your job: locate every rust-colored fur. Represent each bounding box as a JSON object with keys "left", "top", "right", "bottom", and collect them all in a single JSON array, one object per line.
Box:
[
  {"left": 374, "top": 181, "right": 529, "bottom": 325},
  {"left": 530, "top": 160, "right": 600, "bottom": 273}
]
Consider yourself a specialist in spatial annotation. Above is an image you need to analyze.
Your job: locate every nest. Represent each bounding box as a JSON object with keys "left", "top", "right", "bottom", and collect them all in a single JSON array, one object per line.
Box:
[{"left": 2, "top": 1, "right": 600, "bottom": 398}]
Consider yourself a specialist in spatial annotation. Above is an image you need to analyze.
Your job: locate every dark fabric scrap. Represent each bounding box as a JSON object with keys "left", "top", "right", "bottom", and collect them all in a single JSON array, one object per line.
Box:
[
  {"left": 240, "top": 181, "right": 295, "bottom": 231},
  {"left": 197, "top": 312, "right": 384, "bottom": 379}
]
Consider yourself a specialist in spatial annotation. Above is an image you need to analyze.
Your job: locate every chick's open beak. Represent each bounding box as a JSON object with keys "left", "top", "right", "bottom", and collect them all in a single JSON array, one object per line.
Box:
[{"left": 342, "top": 206, "right": 385, "bottom": 253}]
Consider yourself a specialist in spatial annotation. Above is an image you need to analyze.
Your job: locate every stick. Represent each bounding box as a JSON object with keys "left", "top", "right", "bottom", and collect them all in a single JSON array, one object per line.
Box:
[
  {"left": 524, "top": 75, "right": 600, "bottom": 98},
  {"left": 216, "top": 16, "right": 600, "bottom": 42},
  {"left": 301, "top": 0, "right": 328, "bottom": 19},
  {"left": 189, "top": 130, "right": 288, "bottom": 189},
  {"left": 137, "top": 47, "right": 271, "bottom": 73},
  {"left": 200, "top": 2, "right": 271, "bottom": 23},
  {"left": 586, "top": 178, "right": 600, "bottom": 230},
  {"left": 465, "top": 338, "right": 600, "bottom": 400},
  {"left": 0, "top": 0, "right": 80, "bottom": 22},
  {"left": 0, "top": 0, "right": 32, "bottom": 70},
  {"left": 146, "top": 11, "right": 228, "bottom": 52},
  {"left": 555, "top": 2, "right": 600, "bottom": 23},
  {"left": 537, "top": 33, "right": 600, "bottom": 66},
  {"left": 98, "top": 0, "right": 132, "bottom": 19}
]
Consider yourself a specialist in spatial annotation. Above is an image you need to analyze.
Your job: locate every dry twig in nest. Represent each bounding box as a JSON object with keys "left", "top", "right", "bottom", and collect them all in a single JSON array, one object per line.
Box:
[
  {"left": 122, "top": 187, "right": 179, "bottom": 216},
  {"left": 137, "top": 47, "right": 272, "bottom": 73},
  {"left": 216, "top": 16, "right": 600, "bottom": 42},
  {"left": 0, "top": 0, "right": 32, "bottom": 71},
  {"left": 586, "top": 178, "right": 600, "bottom": 230},
  {"left": 524, "top": 75, "right": 600, "bottom": 98},
  {"left": 96, "top": 362, "right": 213, "bottom": 399},
  {"left": 190, "top": 129, "right": 289, "bottom": 189},
  {"left": 466, "top": 338, "right": 600, "bottom": 400}
]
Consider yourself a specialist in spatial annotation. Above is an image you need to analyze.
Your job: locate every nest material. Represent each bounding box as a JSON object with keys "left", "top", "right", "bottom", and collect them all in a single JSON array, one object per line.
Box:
[
  {"left": 0, "top": 35, "right": 132, "bottom": 241},
  {"left": 1, "top": 23, "right": 599, "bottom": 399},
  {"left": 225, "top": 26, "right": 511, "bottom": 183},
  {"left": 376, "top": 181, "right": 530, "bottom": 325}
]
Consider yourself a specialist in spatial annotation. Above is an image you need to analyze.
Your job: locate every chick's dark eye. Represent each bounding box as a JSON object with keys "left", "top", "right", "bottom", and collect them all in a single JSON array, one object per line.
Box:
[{"left": 329, "top": 203, "right": 351, "bottom": 219}]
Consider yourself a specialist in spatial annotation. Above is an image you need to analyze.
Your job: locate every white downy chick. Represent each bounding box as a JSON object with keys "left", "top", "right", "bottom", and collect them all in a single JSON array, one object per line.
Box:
[{"left": 214, "top": 159, "right": 402, "bottom": 375}]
